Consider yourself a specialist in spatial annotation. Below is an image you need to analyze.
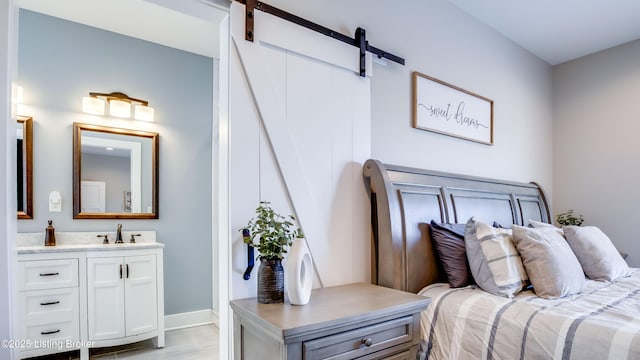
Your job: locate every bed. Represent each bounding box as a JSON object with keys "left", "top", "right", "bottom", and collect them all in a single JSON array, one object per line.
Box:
[{"left": 363, "top": 159, "right": 640, "bottom": 360}]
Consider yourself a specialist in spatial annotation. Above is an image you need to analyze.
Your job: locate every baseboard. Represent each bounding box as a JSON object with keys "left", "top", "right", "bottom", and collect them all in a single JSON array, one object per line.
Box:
[{"left": 164, "top": 309, "right": 219, "bottom": 331}]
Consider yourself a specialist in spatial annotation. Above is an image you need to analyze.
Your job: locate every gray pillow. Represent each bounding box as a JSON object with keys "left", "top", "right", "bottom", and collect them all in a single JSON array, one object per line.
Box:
[
  {"left": 563, "top": 226, "right": 630, "bottom": 281},
  {"left": 512, "top": 225, "right": 585, "bottom": 298},
  {"left": 465, "top": 218, "right": 528, "bottom": 298}
]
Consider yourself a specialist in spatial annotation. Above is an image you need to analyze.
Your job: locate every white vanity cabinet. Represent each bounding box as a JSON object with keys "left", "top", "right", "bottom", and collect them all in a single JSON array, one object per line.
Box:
[
  {"left": 16, "top": 254, "right": 82, "bottom": 360},
  {"left": 87, "top": 253, "right": 158, "bottom": 341},
  {"left": 16, "top": 241, "right": 164, "bottom": 360}
]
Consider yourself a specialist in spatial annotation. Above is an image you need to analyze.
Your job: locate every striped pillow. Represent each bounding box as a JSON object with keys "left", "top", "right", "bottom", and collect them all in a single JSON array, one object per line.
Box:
[{"left": 465, "top": 217, "right": 528, "bottom": 298}]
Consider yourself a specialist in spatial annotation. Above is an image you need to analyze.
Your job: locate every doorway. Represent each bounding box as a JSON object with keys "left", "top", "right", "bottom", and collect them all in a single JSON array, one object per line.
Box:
[{"left": 11, "top": 0, "right": 229, "bottom": 358}]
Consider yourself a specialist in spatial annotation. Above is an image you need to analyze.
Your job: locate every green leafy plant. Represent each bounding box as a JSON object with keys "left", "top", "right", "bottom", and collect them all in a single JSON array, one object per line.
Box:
[
  {"left": 243, "top": 201, "right": 303, "bottom": 260},
  {"left": 556, "top": 209, "right": 584, "bottom": 226}
]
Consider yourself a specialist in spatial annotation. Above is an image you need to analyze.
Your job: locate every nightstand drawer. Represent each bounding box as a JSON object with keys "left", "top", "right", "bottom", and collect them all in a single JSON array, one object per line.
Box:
[
  {"left": 18, "top": 259, "right": 78, "bottom": 291},
  {"left": 382, "top": 349, "right": 412, "bottom": 360},
  {"left": 303, "top": 316, "right": 414, "bottom": 360}
]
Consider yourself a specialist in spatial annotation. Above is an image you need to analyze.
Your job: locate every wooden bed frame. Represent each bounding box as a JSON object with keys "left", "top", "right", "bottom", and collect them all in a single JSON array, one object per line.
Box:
[{"left": 363, "top": 159, "right": 551, "bottom": 294}]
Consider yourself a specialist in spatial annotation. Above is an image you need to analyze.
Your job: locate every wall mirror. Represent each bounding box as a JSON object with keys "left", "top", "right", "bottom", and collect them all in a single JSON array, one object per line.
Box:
[
  {"left": 17, "top": 115, "right": 33, "bottom": 219},
  {"left": 73, "top": 122, "right": 158, "bottom": 219}
]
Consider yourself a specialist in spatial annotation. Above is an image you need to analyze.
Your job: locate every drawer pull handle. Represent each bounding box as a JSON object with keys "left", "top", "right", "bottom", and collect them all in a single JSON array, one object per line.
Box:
[
  {"left": 40, "top": 301, "right": 60, "bottom": 306},
  {"left": 362, "top": 337, "right": 373, "bottom": 347},
  {"left": 39, "top": 272, "right": 59, "bottom": 277},
  {"left": 40, "top": 329, "right": 60, "bottom": 335}
]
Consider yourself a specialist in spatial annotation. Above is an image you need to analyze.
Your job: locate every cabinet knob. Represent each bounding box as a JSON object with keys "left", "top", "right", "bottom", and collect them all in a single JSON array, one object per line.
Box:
[{"left": 362, "top": 337, "right": 373, "bottom": 347}]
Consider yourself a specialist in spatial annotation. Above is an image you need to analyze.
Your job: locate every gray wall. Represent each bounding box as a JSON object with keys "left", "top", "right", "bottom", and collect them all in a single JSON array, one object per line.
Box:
[
  {"left": 553, "top": 39, "right": 640, "bottom": 266},
  {"left": 261, "top": 0, "right": 554, "bottom": 198},
  {"left": 17, "top": 10, "right": 214, "bottom": 315}
]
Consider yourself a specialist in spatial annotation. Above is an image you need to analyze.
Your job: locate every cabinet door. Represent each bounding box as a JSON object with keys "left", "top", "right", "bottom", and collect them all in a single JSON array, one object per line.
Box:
[
  {"left": 87, "top": 257, "right": 125, "bottom": 341},
  {"left": 124, "top": 254, "right": 158, "bottom": 336}
]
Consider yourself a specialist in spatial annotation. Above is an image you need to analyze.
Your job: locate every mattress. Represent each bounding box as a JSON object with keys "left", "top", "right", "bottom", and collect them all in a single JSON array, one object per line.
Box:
[{"left": 418, "top": 269, "right": 640, "bottom": 360}]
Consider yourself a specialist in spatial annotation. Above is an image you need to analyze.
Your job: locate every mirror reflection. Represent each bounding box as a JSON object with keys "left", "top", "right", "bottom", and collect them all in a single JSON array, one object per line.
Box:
[
  {"left": 17, "top": 115, "right": 33, "bottom": 219},
  {"left": 73, "top": 123, "right": 158, "bottom": 219}
]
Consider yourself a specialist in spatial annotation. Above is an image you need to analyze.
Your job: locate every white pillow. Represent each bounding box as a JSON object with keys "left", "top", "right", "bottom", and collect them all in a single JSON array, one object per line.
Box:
[
  {"left": 563, "top": 226, "right": 630, "bottom": 281},
  {"left": 465, "top": 218, "right": 528, "bottom": 298},
  {"left": 528, "top": 219, "right": 559, "bottom": 229},
  {"left": 512, "top": 225, "right": 585, "bottom": 298}
]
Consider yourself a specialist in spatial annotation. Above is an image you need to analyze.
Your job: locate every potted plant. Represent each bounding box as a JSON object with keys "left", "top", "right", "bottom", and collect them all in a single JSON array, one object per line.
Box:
[
  {"left": 243, "top": 201, "right": 303, "bottom": 303},
  {"left": 556, "top": 209, "right": 584, "bottom": 226}
]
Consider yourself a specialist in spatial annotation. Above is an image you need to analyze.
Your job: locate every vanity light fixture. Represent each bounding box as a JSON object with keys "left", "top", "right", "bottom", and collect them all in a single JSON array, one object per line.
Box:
[{"left": 81, "top": 92, "right": 155, "bottom": 122}]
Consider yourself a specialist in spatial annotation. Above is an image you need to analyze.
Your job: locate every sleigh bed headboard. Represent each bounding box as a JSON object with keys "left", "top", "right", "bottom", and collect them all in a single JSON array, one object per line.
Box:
[{"left": 363, "top": 159, "right": 550, "bottom": 293}]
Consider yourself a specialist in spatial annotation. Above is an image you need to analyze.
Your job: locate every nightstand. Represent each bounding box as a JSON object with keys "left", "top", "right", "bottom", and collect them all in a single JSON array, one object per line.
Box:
[{"left": 230, "top": 283, "right": 430, "bottom": 360}]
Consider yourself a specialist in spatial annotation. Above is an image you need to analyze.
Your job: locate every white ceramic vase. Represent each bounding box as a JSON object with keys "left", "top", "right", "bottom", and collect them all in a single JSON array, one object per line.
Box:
[{"left": 286, "top": 238, "right": 313, "bottom": 305}]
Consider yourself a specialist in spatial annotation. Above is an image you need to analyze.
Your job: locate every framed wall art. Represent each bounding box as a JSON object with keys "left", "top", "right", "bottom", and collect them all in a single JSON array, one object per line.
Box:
[{"left": 412, "top": 71, "right": 494, "bottom": 145}]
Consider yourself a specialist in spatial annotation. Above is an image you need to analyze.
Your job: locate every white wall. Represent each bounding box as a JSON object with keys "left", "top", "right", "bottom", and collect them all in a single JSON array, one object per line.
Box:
[
  {"left": 1, "top": 0, "right": 17, "bottom": 358},
  {"left": 228, "top": 0, "right": 554, "bottom": 299},
  {"left": 262, "top": 0, "right": 554, "bottom": 193},
  {"left": 553, "top": 39, "right": 640, "bottom": 266}
]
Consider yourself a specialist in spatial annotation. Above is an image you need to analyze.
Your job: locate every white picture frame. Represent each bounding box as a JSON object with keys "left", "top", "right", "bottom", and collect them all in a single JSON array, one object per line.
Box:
[{"left": 413, "top": 72, "right": 494, "bottom": 145}]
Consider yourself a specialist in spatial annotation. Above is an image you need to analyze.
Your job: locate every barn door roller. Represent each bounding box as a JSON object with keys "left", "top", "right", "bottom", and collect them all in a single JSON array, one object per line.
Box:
[{"left": 237, "top": 0, "right": 405, "bottom": 77}]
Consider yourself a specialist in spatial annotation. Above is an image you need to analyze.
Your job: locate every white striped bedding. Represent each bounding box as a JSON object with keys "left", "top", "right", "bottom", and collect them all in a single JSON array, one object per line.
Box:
[{"left": 418, "top": 269, "right": 640, "bottom": 360}]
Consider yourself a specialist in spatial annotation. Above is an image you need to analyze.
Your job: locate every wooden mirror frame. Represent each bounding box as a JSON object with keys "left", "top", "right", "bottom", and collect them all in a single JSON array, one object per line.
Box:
[
  {"left": 17, "top": 115, "right": 33, "bottom": 219},
  {"left": 73, "top": 122, "right": 159, "bottom": 219}
]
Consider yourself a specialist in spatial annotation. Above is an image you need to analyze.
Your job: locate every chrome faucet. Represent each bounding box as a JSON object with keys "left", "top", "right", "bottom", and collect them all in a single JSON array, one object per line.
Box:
[{"left": 115, "top": 224, "right": 124, "bottom": 244}]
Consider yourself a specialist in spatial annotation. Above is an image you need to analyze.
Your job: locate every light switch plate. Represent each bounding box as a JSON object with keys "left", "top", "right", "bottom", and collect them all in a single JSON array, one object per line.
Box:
[{"left": 49, "top": 191, "right": 62, "bottom": 212}]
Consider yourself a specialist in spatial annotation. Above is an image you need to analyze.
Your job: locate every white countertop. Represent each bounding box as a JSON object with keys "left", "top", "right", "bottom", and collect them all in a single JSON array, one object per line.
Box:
[
  {"left": 17, "top": 230, "right": 162, "bottom": 254},
  {"left": 17, "top": 242, "right": 164, "bottom": 254}
]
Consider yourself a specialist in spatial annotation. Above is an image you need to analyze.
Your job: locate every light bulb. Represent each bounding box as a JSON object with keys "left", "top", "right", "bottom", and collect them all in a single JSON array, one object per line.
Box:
[
  {"left": 109, "top": 99, "right": 131, "bottom": 118},
  {"left": 82, "top": 96, "right": 105, "bottom": 115},
  {"left": 134, "top": 105, "right": 155, "bottom": 122}
]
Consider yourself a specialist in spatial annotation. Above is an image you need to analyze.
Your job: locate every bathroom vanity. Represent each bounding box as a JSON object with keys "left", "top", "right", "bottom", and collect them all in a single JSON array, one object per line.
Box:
[{"left": 16, "top": 232, "right": 164, "bottom": 360}]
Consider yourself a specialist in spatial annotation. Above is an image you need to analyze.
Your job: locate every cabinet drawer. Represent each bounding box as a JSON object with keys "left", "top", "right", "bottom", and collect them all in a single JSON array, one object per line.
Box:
[
  {"left": 23, "top": 288, "right": 79, "bottom": 325},
  {"left": 18, "top": 259, "right": 78, "bottom": 291},
  {"left": 24, "top": 318, "right": 79, "bottom": 344},
  {"left": 303, "top": 316, "right": 414, "bottom": 360},
  {"left": 381, "top": 349, "right": 412, "bottom": 360}
]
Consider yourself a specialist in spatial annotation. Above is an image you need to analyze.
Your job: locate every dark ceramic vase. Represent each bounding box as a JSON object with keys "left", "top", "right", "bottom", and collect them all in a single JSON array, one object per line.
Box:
[{"left": 257, "top": 257, "right": 284, "bottom": 304}]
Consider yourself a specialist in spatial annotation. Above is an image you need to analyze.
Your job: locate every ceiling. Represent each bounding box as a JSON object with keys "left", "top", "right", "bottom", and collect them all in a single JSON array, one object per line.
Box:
[
  {"left": 446, "top": 0, "right": 640, "bottom": 65},
  {"left": 19, "top": 0, "right": 640, "bottom": 65},
  {"left": 19, "top": 0, "right": 228, "bottom": 58}
]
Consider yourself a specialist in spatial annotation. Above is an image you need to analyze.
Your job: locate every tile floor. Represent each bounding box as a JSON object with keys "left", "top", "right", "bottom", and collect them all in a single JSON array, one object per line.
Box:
[{"left": 27, "top": 324, "right": 219, "bottom": 360}]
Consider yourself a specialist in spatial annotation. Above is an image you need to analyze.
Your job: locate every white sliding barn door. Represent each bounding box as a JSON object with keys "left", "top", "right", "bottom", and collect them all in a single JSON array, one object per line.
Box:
[{"left": 229, "top": 2, "right": 371, "bottom": 300}]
